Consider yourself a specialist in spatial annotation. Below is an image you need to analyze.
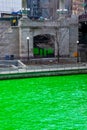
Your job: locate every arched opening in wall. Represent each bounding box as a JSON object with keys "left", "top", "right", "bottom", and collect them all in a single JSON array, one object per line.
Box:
[
  {"left": 79, "top": 21, "right": 87, "bottom": 62},
  {"left": 33, "top": 34, "right": 55, "bottom": 58}
]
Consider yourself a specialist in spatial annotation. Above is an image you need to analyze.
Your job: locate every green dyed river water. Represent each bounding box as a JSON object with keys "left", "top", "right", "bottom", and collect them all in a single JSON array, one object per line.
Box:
[{"left": 0, "top": 74, "right": 87, "bottom": 130}]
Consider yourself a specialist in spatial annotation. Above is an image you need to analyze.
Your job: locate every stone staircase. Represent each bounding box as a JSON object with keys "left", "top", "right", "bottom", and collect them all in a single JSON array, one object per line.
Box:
[{"left": 0, "top": 60, "right": 26, "bottom": 68}]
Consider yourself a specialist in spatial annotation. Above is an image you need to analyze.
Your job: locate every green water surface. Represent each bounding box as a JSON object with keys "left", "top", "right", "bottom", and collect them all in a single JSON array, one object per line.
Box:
[{"left": 0, "top": 74, "right": 87, "bottom": 130}]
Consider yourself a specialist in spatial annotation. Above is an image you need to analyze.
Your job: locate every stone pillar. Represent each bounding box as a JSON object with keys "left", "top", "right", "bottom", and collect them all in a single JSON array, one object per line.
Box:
[
  {"left": 67, "top": 16, "right": 78, "bottom": 61},
  {"left": 19, "top": 27, "right": 34, "bottom": 58},
  {"left": 29, "top": 30, "right": 34, "bottom": 57},
  {"left": 54, "top": 29, "right": 59, "bottom": 57},
  {"left": 19, "top": 27, "right": 22, "bottom": 58},
  {"left": 69, "top": 24, "right": 78, "bottom": 58},
  {"left": 59, "top": 27, "right": 69, "bottom": 56}
]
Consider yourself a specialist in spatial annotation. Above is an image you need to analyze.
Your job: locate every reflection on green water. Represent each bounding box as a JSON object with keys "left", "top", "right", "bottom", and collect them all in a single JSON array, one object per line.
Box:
[{"left": 0, "top": 74, "right": 87, "bottom": 130}]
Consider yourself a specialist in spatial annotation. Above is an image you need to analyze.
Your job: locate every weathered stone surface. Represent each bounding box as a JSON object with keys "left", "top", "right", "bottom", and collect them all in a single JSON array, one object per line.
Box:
[
  {"left": 0, "top": 21, "right": 19, "bottom": 59},
  {"left": 19, "top": 17, "right": 78, "bottom": 58},
  {"left": 0, "top": 17, "right": 78, "bottom": 60}
]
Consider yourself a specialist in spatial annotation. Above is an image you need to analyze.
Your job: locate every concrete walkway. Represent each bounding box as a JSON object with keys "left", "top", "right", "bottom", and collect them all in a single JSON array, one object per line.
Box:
[{"left": 0, "top": 63, "right": 87, "bottom": 73}]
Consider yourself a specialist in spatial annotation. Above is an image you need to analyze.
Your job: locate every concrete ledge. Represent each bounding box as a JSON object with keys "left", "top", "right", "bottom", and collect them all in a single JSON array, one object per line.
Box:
[{"left": 0, "top": 67, "right": 87, "bottom": 80}]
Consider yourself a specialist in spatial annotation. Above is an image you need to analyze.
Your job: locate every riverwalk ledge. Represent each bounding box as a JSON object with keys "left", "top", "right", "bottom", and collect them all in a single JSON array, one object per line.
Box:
[{"left": 0, "top": 63, "right": 87, "bottom": 79}]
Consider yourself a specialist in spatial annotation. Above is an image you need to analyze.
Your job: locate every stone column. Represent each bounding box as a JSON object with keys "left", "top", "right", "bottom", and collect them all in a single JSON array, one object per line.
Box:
[
  {"left": 29, "top": 30, "right": 34, "bottom": 57},
  {"left": 59, "top": 27, "right": 69, "bottom": 56},
  {"left": 19, "top": 26, "right": 34, "bottom": 59},
  {"left": 69, "top": 24, "right": 78, "bottom": 58},
  {"left": 54, "top": 29, "right": 59, "bottom": 57}
]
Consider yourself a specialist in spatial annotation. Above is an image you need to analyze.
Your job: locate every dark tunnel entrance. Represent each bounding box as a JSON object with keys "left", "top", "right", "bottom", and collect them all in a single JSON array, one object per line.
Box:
[
  {"left": 33, "top": 34, "right": 55, "bottom": 58},
  {"left": 79, "top": 21, "right": 87, "bottom": 62}
]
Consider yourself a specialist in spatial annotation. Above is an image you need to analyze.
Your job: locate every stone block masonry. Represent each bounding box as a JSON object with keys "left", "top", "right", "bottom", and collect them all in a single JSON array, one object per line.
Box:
[
  {"left": 19, "top": 17, "right": 78, "bottom": 60},
  {"left": 0, "top": 21, "right": 19, "bottom": 59},
  {"left": 0, "top": 16, "right": 78, "bottom": 62}
]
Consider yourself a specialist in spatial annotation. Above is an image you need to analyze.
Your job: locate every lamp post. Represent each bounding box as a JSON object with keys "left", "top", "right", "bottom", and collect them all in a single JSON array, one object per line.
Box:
[
  {"left": 21, "top": 8, "right": 30, "bottom": 16},
  {"left": 26, "top": 37, "right": 30, "bottom": 62},
  {"left": 76, "top": 40, "right": 79, "bottom": 62},
  {"left": 56, "top": 8, "right": 68, "bottom": 18}
]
